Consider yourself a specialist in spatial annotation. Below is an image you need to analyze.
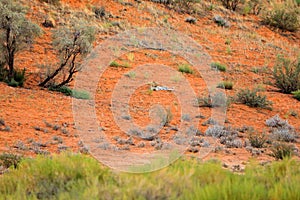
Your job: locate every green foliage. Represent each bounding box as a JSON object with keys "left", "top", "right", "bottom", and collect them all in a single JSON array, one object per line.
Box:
[
  {"left": 211, "top": 62, "right": 227, "bottom": 72},
  {"left": 71, "top": 89, "right": 90, "bottom": 100},
  {"left": 49, "top": 86, "right": 90, "bottom": 99},
  {"left": 1, "top": 154, "right": 300, "bottom": 199},
  {"left": 217, "top": 81, "right": 233, "bottom": 90},
  {"left": 178, "top": 64, "right": 193, "bottom": 74},
  {"left": 292, "top": 90, "right": 300, "bottom": 100},
  {"left": 272, "top": 55, "right": 300, "bottom": 93},
  {"left": 271, "top": 142, "right": 294, "bottom": 160},
  {"left": 220, "top": 0, "right": 245, "bottom": 11},
  {"left": 1, "top": 67, "right": 26, "bottom": 87},
  {"left": 262, "top": 2, "right": 300, "bottom": 32},
  {"left": 236, "top": 88, "right": 273, "bottom": 109},
  {"left": 0, "top": 0, "right": 41, "bottom": 80},
  {"left": 0, "top": 153, "right": 22, "bottom": 169},
  {"left": 249, "top": 133, "right": 267, "bottom": 148}
]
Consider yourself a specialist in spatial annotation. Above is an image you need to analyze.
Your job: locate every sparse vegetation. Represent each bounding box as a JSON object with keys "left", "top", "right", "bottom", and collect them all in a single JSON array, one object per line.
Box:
[
  {"left": 265, "top": 114, "right": 292, "bottom": 128},
  {"left": 0, "top": 0, "right": 41, "bottom": 85},
  {"left": 236, "top": 88, "right": 272, "bottom": 109},
  {"left": 178, "top": 64, "right": 193, "bottom": 74},
  {"left": 220, "top": 0, "right": 245, "bottom": 11},
  {"left": 49, "top": 86, "right": 90, "bottom": 99},
  {"left": 40, "top": 0, "right": 60, "bottom": 5},
  {"left": 249, "top": 133, "right": 267, "bottom": 148},
  {"left": 292, "top": 90, "right": 300, "bottom": 100},
  {"left": 270, "top": 142, "right": 294, "bottom": 160},
  {"left": 211, "top": 62, "right": 227, "bottom": 72},
  {"left": 217, "top": 81, "right": 233, "bottom": 90},
  {"left": 271, "top": 128, "right": 296, "bottom": 142},
  {"left": 0, "top": 153, "right": 22, "bottom": 169},
  {"left": 196, "top": 92, "right": 228, "bottom": 108},
  {"left": 162, "top": 0, "right": 201, "bottom": 14},
  {"left": 262, "top": 1, "right": 300, "bottom": 31},
  {"left": 272, "top": 55, "right": 300, "bottom": 94},
  {"left": 39, "top": 22, "right": 95, "bottom": 88}
]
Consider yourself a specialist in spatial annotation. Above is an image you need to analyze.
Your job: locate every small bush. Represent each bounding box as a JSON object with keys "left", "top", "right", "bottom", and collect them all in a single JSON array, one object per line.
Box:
[
  {"left": 178, "top": 64, "right": 193, "bottom": 74},
  {"left": 1, "top": 68, "right": 26, "bottom": 87},
  {"left": 93, "top": 6, "right": 106, "bottom": 19},
  {"left": 272, "top": 56, "right": 300, "bottom": 93},
  {"left": 196, "top": 92, "right": 228, "bottom": 108},
  {"left": 262, "top": 2, "right": 300, "bottom": 32},
  {"left": 72, "top": 89, "right": 91, "bottom": 100},
  {"left": 211, "top": 62, "right": 227, "bottom": 72},
  {"left": 236, "top": 88, "right": 272, "bottom": 109},
  {"left": 50, "top": 86, "right": 90, "bottom": 99},
  {"left": 162, "top": 0, "right": 200, "bottom": 14},
  {"left": 109, "top": 61, "right": 121, "bottom": 68},
  {"left": 265, "top": 114, "right": 292, "bottom": 129},
  {"left": 249, "top": 133, "right": 267, "bottom": 148},
  {"left": 39, "top": 0, "right": 60, "bottom": 5},
  {"left": 0, "top": 153, "right": 22, "bottom": 169},
  {"left": 205, "top": 125, "right": 228, "bottom": 138},
  {"left": 217, "top": 81, "right": 233, "bottom": 90},
  {"left": 271, "top": 128, "right": 296, "bottom": 142},
  {"left": 220, "top": 0, "right": 245, "bottom": 11},
  {"left": 271, "top": 142, "right": 294, "bottom": 160},
  {"left": 292, "top": 90, "right": 300, "bottom": 101}
]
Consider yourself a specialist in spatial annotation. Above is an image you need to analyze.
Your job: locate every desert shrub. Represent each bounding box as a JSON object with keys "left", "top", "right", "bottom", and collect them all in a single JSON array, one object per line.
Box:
[
  {"left": 110, "top": 61, "right": 121, "bottom": 67},
  {"left": 272, "top": 55, "right": 300, "bottom": 93},
  {"left": 262, "top": 2, "right": 300, "bottom": 31},
  {"left": 242, "top": 0, "right": 262, "bottom": 15},
  {"left": 217, "top": 81, "right": 233, "bottom": 90},
  {"left": 211, "top": 62, "right": 227, "bottom": 72},
  {"left": 271, "top": 142, "right": 294, "bottom": 160},
  {"left": 49, "top": 86, "right": 90, "bottom": 99},
  {"left": 161, "top": 0, "right": 201, "bottom": 14},
  {"left": 220, "top": 0, "right": 245, "bottom": 11},
  {"left": 236, "top": 88, "right": 272, "bottom": 109},
  {"left": 292, "top": 90, "right": 300, "bottom": 101},
  {"left": 205, "top": 125, "right": 228, "bottom": 138},
  {"left": 0, "top": 153, "right": 22, "bottom": 169},
  {"left": 93, "top": 6, "right": 106, "bottom": 18},
  {"left": 249, "top": 133, "right": 267, "bottom": 148},
  {"left": 197, "top": 92, "right": 228, "bottom": 108},
  {"left": 178, "top": 64, "right": 193, "bottom": 74},
  {"left": 39, "top": 0, "right": 60, "bottom": 5},
  {"left": 271, "top": 128, "right": 296, "bottom": 142},
  {"left": 71, "top": 89, "right": 91, "bottom": 100},
  {"left": 265, "top": 114, "right": 291, "bottom": 128}
]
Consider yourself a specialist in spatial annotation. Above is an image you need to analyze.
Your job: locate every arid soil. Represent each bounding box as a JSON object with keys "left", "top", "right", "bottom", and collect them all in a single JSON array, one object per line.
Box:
[{"left": 0, "top": 0, "right": 299, "bottom": 170}]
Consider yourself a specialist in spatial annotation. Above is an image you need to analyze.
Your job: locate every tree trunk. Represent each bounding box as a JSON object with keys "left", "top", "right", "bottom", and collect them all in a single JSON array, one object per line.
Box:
[{"left": 38, "top": 55, "right": 71, "bottom": 87}]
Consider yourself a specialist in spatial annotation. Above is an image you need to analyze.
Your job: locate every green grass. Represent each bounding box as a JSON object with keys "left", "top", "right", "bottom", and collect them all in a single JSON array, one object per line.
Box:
[
  {"left": 178, "top": 64, "right": 193, "bottom": 74},
  {"left": 49, "top": 86, "right": 90, "bottom": 100},
  {"left": 217, "top": 81, "right": 233, "bottom": 90},
  {"left": 211, "top": 62, "right": 227, "bottom": 72},
  {"left": 1, "top": 153, "right": 300, "bottom": 199},
  {"left": 292, "top": 90, "right": 300, "bottom": 101}
]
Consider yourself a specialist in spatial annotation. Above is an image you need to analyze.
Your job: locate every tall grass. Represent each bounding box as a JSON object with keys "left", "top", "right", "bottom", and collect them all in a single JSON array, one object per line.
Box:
[{"left": 0, "top": 153, "right": 300, "bottom": 199}]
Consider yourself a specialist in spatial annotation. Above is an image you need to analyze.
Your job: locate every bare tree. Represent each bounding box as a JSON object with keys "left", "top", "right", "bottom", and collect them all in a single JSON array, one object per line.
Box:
[{"left": 39, "top": 23, "right": 95, "bottom": 88}]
